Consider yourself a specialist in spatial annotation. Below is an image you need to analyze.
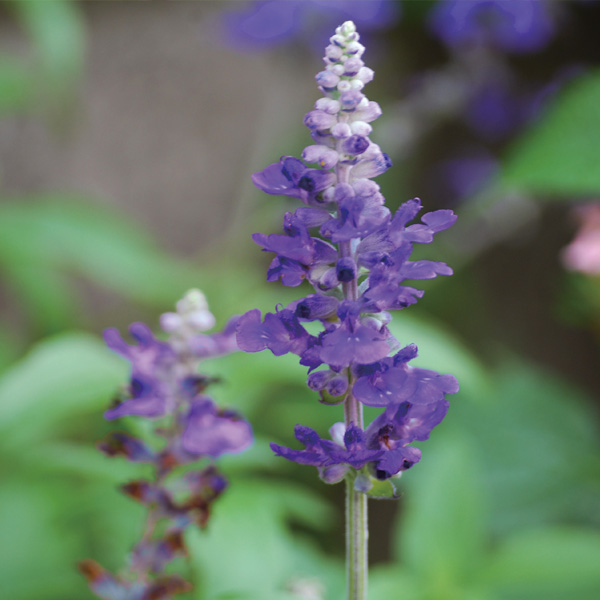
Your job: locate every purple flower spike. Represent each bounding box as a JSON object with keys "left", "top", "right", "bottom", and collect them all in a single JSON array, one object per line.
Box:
[
  {"left": 86, "top": 291, "right": 253, "bottom": 599},
  {"left": 242, "top": 20, "right": 458, "bottom": 488}
]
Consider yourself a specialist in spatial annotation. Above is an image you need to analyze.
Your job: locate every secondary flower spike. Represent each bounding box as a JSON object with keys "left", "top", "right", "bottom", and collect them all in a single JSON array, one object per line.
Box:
[
  {"left": 238, "top": 20, "right": 458, "bottom": 491},
  {"left": 81, "top": 290, "right": 252, "bottom": 600}
]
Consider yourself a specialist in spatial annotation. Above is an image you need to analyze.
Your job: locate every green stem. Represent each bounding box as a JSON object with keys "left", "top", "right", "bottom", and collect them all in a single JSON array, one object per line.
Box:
[{"left": 346, "top": 474, "right": 368, "bottom": 600}]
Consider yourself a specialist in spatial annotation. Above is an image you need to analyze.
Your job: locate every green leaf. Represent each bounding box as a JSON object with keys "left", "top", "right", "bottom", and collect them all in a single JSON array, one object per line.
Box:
[
  {"left": 368, "top": 566, "right": 422, "bottom": 600},
  {"left": 12, "top": 0, "right": 85, "bottom": 92},
  {"left": 0, "top": 481, "right": 83, "bottom": 600},
  {"left": 452, "top": 360, "right": 600, "bottom": 534},
  {"left": 359, "top": 474, "right": 402, "bottom": 499},
  {"left": 0, "top": 332, "right": 125, "bottom": 447},
  {"left": 396, "top": 433, "right": 487, "bottom": 590},
  {"left": 27, "top": 440, "right": 147, "bottom": 483},
  {"left": 188, "top": 479, "right": 343, "bottom": 600},
  {"left": 0, "top": 58, "right": 32, "bottom": 112},
  {"left": 502, "top": 71, "right": 600, "bottom": 197},
  {"left": 0, "top": 196, "right": 211, "bottom": 321},
  {"left": 0, "top": 262, "right": 79, "bottom": 334},
  {"left": 478, "top": 527, "right": 600, "bottom": 600}
]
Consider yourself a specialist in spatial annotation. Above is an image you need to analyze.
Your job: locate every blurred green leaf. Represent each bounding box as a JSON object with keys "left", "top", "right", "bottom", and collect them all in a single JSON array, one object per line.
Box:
[
  {"left": 188, "top": 478, "right": 343, "bottom": 600},
  {"left": 28, "top": 440, "right": 147, "bottom": 483},
  {"left": 11, "top": 0, "right": 85, "bottom": 95},
  {"left": 0, "top": 481, "right": 83, "bottom": 600},
  {"left": 368, "top": 566, "right": 421, "bottom": 600},
  {"left": 397, "top": 433, "right": 486, "bottom": 592},
  {"left": 1, "top": 262, "right": 79, "bottom": 334},
  {"left": 453, "top": 360, "right": 600, "bottom": 534},
  {"left": 0, "top": 331, "right": 125, "bottom": 447},
  {"left": 0, "top": 58, "right": 32, "bottom": 112},
  {"left": 478, "top": 527, "right": 600, "bottom": 600},
  {"left": 502, "top": 71, "right": 600, "bottom": 197},
  {"left": 0, "top": 196, "right": 222, "bottom": 330}
]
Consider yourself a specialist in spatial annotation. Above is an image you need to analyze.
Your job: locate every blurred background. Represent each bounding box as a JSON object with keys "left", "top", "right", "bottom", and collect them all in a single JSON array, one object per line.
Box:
[{"left": 1, "top": 1, "right": 599, "bottom": 599}]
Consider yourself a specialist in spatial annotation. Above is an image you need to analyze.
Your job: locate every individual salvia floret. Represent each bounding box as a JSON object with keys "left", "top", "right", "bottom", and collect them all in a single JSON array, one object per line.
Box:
[
  {"left": 80, "top": 290, "right": 252, "bottom": 600},
  {"left": 239, "top": 21, "right": 458, "bottom": 495}
]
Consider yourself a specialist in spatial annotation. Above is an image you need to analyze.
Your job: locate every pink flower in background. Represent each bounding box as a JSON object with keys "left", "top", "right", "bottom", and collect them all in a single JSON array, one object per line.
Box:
[{"left": 562, "top": 204, "right": 600, "bottom": 275}]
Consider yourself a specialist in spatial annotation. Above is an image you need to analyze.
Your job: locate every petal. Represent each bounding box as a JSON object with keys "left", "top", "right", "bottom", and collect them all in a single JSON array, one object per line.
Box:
[
  {"left": 236, "top": 309, "right": 267, "bottom": 352},
  {"left": 421, "top": 209, "right": 457, "bottom": 232},
  {"left": 182, "top": 399, "right": 253, "bottom": 457},
  {"left": 375, "top": 446, "right": 422, "bottom": 479}
]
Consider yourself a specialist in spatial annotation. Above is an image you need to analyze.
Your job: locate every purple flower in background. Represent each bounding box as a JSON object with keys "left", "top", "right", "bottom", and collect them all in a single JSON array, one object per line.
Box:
[
  {"left": 466, "top": 82, "right": 527, "bottom": 140},
  {"left": 238, "top": 21, "right": 458, "bottom": 494},
  {"left": 82, "top": 290, "right": 252, "bottom": 600},
  {"left": 427, "top": 153, "right": 499, "bottom": 206},
  {"left": 79, "top": 560, "right": 192, "bottom": 600},
  {"left": 429, "top": 0, "right": 557, "bottom": 53},
  {"left": 222, "top": 0, "right": 401, "bottom": 51},
  {"left": 182, "top": 397, "right": 253, "bottom": 457}
]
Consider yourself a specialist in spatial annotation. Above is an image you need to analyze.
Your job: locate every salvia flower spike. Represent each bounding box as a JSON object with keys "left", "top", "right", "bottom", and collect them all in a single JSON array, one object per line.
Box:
[
  {"left": 238, "top": 20, "right": 458, "bottom": 486},
  {"left": 237, "top": 21, "right": 459, "bottom": 600},
  {"left": 80, "top": 290, "right": 252, "bottom": 600}
]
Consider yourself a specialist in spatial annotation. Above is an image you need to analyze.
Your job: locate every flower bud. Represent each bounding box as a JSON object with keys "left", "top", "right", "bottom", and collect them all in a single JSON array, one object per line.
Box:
[
  {"left": 350, "top": 120, "right": 372, "bottom": 136},
  {"left": 327, "top": 375, "right": 349, "bottom": 397},
  {"left": 342, "top": 134, "right": 369, "bottom": 156},
  {"left": 316, "top": 70, "right": 340, "bottom": 90},
  {"left": 331, "top": 122, "right": 352, "bottom": 139},
  {"left": 356, "top": 66, "right": 374, "bottom": 84},
  {"left": 344, "top": 57, "right": 364, "bottom": 76},
  {"left": 336, "top": 257, "right": 357, "bottom": 282},
  {"left": 324, "top": 44, "right": 344, "bottom": 61},
  {"left": 315, "top": 97, "right": 340, "bottom": 114},
  {"left": 353, "top": 100, "right": 382, "bottom": 122},
  {"left": 340, "top": 90, "right": 364, "bottom": 111},
  {"left": 302, "top": 145, "right": 339, "bottom": 169},
  {"left": 304, "top": 110, "right": 337, "bottom": 130}
]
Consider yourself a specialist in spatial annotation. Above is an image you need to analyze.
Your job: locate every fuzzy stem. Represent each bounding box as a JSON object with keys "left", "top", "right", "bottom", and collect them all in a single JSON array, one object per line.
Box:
[
  {"left": 335, "top": 158, "right": 368, "bottom": 600},
  {"left": 346, "top": 475, "right": 368, "bottom": 600}
]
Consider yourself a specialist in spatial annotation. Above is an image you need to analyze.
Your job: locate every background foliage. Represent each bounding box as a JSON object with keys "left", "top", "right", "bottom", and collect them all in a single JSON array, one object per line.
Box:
[{"left": 0, "top": 2, "right": 599, "bottom": 599}]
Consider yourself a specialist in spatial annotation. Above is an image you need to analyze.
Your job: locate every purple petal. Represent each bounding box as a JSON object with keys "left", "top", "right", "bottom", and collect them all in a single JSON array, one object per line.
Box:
[
  {"left": 375, "top": 446, "right": 422, "bottom": 479},
  {"left": 421, "top": 209, "right": 458, "bottom": 232},
  {"left": 251, "top": 161, "right": 305, "bottom": 198},
  {"left": 320, "top": 322, "right": 390, "bottom": 368},
  {"left": 181, "top": 398, "right": 253, "bottom": 457},
  {"left": 236, "top": 309, "right": 267, "bottom": 352}
]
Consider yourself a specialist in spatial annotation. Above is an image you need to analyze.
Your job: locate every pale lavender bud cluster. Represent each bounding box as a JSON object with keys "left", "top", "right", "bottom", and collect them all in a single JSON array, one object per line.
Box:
[{"left": 302, "top": 21, "right": 388, "bottom": 196}]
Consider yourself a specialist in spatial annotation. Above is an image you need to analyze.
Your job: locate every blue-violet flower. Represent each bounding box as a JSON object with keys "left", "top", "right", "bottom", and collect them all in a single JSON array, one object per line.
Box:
[{"left": 237, "top": 21, "right": 458, "bottom": 493}]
